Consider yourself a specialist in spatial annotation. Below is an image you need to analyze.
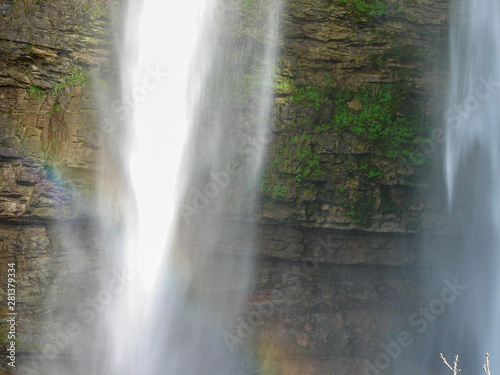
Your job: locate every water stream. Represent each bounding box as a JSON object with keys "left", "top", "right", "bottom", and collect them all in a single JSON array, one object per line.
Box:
[
  {"left": 104, "top": 0, "right": 282, "bottom": 374},
  {"left": 394, "top": 1, "right": 500, "bottom": 373},
  {"left": 442, "top": 0, "right": 500, "bottom": 370},
  {"left": 17, "top": 1, "right": 282, "bottom": 374}
]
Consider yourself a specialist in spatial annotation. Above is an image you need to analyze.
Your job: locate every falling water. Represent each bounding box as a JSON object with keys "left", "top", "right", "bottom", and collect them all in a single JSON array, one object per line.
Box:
[
  {"left": 17, "top": 1, "right": 282, "bottom": 374},
  {"left": 104, "top": 0, "right": 281, "bottom": 374},
  {"left": 104, "top": 1, "right": 209, "bottom": 373},
  {"left": 442, "top": 0, "right": 500, "bottom": 370},
  {"left": 394, "top": 1, "right": 500, "bottom": 374}
]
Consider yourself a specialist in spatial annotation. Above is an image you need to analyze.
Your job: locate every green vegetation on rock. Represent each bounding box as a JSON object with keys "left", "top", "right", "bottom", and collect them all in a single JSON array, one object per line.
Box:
[
  {"left": 293, "top": 136, "right": 321, "bottom": 183},
  {"left": 27, "top": 67, "right": 91, "bottom": 102},
  {"left": 28, "top": 84, "right": 43, "bottom": 100},
  {"left": 347, "top": 194, "right": 376, "bottom": 227},
  {"left": 261, "top": 73, "right": 429, "bottom": 228},
  {"left": 291, "top": 85, "right": 328, "bottom": 110},
  {"left": 330, "top": 83, "right": 427, "bottom": 159},
  {"left": 52, "top": 67, "right": 90, "bottom": 96},
  {"left": 291, "top": 81, "right": 429, "bottom": 160},
  {"left": 274, "top": 74, "right": 293, "bottom": 93},
  {"left": 338, "top": 0, "right": 391, "bottom": 16}
]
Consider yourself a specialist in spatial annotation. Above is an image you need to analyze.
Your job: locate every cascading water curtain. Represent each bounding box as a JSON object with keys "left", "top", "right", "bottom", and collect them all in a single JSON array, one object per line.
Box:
[
  {"left": 443, "top": 0, "right": 500, "bottom": 369},
  {"left": 100, "top": 1, "right": 283, "bottom": 374},
  {"left": 16, "top": 1, "right": 282, "bottom": 374},
  {"left": 394, "top": 1, "right": 500, "bottom": 374},
  {"left": 103, "top": 1, "right": 208, "bottom": 374}
]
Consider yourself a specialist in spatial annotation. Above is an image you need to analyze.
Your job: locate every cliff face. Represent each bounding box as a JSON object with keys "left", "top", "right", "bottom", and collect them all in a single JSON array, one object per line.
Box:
[
  {"left": 245, "top": 2, "right": 451, "bottom": 373},
  {"left": 0, "top": 1, "right": 115, "bottom": 372},
  {"left": 0, "top": 0, "right": 451, "bottom": 374},
  {"left": 262, "top": 0, "right": 449, "bottom": 232}
]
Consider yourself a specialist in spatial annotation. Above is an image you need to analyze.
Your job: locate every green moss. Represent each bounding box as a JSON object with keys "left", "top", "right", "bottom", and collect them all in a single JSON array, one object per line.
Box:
[
  {"left": 80, "top": 0, "right": 113, "bottom": 19},
  {"left": 357, "top": 158, "right": 385, "bottom": 182},
  {"left": 272, "top": 183, "right": 287, "bottom": 200},
  {"left": 92, "top": 3, "right": 108, "bottom": 18},
  {"left": 306, "top": 201, "right": 323, "bottom": 220},
  {"left": 330, "top": 83, "right": 428, "bottom": 160},
  {"left": 291, "top": 85, "right": 328, "bottom": 110},
  {"left": 335, "top": 0, "right": 402, "bottom": 17},
  {"left": 261, "top": 134, "right": 323, "bottom": 199},
  {"left": 347, "top": 194, "right": 376, "bottom": 227},
  {"left": 290, "top": 81, "right": 429, "bottom": 163},
  {"left": 259, "top": 176, "right": 288, "bottom": 201},
  {"left": 294, "top": 139, "right": 321, "bottom": 183},
  {"left": 338, "top": 0, "right": 390, "bottom": 16},
  {"left": 49, "top": 102, "right": 61, "bottom": 115}
]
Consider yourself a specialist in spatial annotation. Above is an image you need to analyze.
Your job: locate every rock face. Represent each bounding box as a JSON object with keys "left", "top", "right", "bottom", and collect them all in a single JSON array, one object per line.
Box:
[
  {"left": 0, "top": 0, "right": 452, "bottom": 374},
  {"left": 0, "top": 1, "right": 116, "bottom": 372},
  {"left": 242, "top": 2, "right": 452, "bottom": 373},
  {"left": 261, "top": 0, "right": 450, "bottom": 233}
]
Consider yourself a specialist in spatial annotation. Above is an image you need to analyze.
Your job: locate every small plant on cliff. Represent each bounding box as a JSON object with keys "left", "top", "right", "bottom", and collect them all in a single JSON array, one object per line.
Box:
[
  {"left": 274, "top": 74, "right": 293, "bottom": 93},
  {"left": 51, "top": 67, "right": 90, "bottom": 96},
  {"left": 74, "top": 0, "right": 114, "bottom": 19},
  {"left": 28, "top": 84, "right": 43, "bottom": 100},
  {"left": 272, "top": 183, "right": 287, "bottom": 199},
  {"left": 52, "top": 67, "right": 90, "bottom": 95},
  {"left": 49, "top": 102, "right": 61, "bottom": 115},
  {"left": 295, "top": 143, "right": 321, "bottom": 183}
]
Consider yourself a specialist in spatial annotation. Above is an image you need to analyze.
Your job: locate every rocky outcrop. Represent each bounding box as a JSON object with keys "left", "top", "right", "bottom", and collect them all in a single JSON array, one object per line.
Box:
[
  {"left": 233, "top": 1, "right": 452, "bottom": 373},
  {"left": 0, "top": 0, "right": 115, "bottom": 372},
  {"left": 260, "top": 0, "right": 450, "bottom": 233}
]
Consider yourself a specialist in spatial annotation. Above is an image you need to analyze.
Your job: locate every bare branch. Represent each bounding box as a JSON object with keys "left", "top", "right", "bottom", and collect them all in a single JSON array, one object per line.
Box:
[
  {"left": 440, "top": 353, "right": 461, "bottom": 375},
  {"left": 484, "top": 353, "right": 491, "bottom": 375}
]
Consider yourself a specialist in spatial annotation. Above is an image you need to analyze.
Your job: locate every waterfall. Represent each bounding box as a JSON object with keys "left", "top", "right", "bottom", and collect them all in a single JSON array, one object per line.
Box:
[
  {"left": 444, "top": 0, "right": 500, "bottom": 364},
  {"left": 47, "top": 1, "right": 281, "bottom": 375},
  {"left": 104, "top": 0, "right": 282, "bottom": 374},
  {"left": 17, "top": 1, "right": 282, "bottom": 374},
  {"left": 103, "top": 1, "right": 209, "bottom": 373},
  {"left": 442, "top": 0, "right": 500, "bottom": 370},
  {"left": 445, "top": 1, "right": 500, "bottom": 205},
  {"left": 393, "top": 1, "right": 500, "bottom": 373}
]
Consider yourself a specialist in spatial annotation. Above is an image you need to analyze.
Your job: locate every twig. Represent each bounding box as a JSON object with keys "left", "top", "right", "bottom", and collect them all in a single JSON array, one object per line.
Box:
[
  {"left": 484, "top": 353, "right": 491, "bottom": 375},
  {"left": 440, "top": 353, "right": 461, "bottom": 375}
]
